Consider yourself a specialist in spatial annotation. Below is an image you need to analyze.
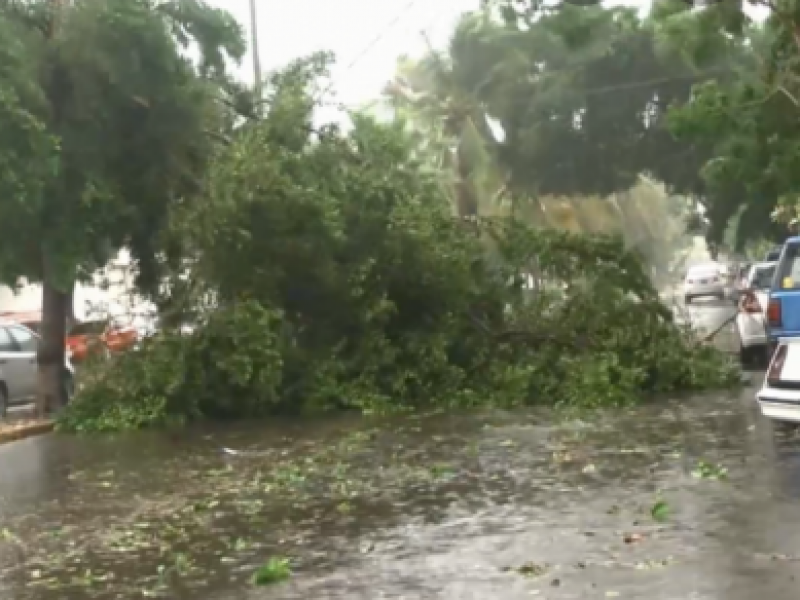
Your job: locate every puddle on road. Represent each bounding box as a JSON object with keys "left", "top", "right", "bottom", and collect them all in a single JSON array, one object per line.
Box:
[{"left": 0, "top": 388, "right": 799, "bottom": 599}]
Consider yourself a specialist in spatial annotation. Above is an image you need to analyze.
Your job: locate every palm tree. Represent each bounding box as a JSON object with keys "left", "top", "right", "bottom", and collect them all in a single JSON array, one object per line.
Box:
[
  {"left": 382, "top": 5, "right": 690, "bottom": 270},
  {"left": 383, "top": 11, "right": 510, "bottom": 218}
]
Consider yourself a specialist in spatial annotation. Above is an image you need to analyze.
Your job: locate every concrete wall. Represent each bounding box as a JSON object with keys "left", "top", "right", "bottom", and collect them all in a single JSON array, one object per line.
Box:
[
  {"left": 0, "top": 249, "right": 155, "bottom": 324},
  {"left": 0, "top": 281, "right": 41, "bottom": 313}
]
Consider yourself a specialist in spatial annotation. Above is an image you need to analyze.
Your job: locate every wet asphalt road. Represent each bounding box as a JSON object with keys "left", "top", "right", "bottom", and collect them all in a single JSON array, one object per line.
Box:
[
  {"left": 1, "top": 298, "right": 783, "bottom": 600},
  {"left": 0, "top": 382, "right": 794, "bottom": 600}
]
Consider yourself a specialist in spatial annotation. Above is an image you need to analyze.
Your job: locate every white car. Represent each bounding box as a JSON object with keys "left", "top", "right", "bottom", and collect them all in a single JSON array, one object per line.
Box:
[
  {"left": 735, "top": 261, "right": 776, "bottom": 366},
  {"left": 758, "top": 338, "right": 800, "bottom": 423},
  {"left": 0, "top": 322, "right": 75, "bottom": 417},
  {"left": 684, "top": 263, "right": 726, "bottom": 303}
]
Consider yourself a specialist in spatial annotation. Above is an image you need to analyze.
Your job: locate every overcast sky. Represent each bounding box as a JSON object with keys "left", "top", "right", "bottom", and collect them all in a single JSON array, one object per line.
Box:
[
  {"left": 210, "top": 0, "right": 481, "bottom": 111},
  {"left": 209, "top": 0, "right": 766, "bottom": 122}
]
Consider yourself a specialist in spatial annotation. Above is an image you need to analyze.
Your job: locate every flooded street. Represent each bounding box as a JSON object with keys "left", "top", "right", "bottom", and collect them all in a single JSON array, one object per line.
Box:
[{"left": 2, "top": 300, "right": 794, "bottom": 600}]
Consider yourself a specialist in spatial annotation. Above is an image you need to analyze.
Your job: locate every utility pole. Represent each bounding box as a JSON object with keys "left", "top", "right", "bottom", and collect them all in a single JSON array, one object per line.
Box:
[{"left": 249, "top": 0, "right": 262, "bottom": 95}]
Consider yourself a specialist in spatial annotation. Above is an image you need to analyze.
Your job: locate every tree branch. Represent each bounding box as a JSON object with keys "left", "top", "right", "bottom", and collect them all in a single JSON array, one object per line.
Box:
[{"left": 756, "top": 0, "right": 800, "bottom": 51}]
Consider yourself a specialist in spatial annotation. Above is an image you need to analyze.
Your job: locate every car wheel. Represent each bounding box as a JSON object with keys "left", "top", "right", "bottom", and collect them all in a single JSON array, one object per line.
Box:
[
  {"left": 760, "top": 346, "right": 772, "bottom": 369},
  {"left": 737, "top": 328, "right": 756, "bottom": 368},
  {"left": 739, "top": 344, "right": 752, "bottom": 368},
  {"left": 0, "top": 384, "right": 7, "bottom": 419}
]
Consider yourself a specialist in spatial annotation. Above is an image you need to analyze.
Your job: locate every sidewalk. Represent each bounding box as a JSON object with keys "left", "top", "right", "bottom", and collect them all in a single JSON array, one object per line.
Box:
[{"left": 0, "top": 409, "right": 54, "bottom": 445}]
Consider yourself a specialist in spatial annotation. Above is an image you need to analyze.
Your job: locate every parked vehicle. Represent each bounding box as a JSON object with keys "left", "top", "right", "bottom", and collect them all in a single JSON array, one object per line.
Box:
[
  {"left": 683, "top": 263, "right": 725, "bottom": 304},
  {"left": 734, "top": 261, "right": 775, "bottom": 367},
  {"left": 730, "top": 262, "right": 752, "bottom": 303},
  {"left": 766, "top": 237, "right": 800, "bottom": 348},
  {"left": 766, "top": 246, "right": 783, "bottom": 262},
  {"left": 66, "top": 317, "right": 139, "bottom": 362},
  {"left": 1, "top": 308, "right": 144, "bottom": 362},
  {"left": 0, "top": 310, "right": 42, "bottom": 335},
  {"left": 0, "top": 321, "right": 75, "bottom": 416},
  {"left": 757, "top": 337, "right": 800, "bottom": 424}
]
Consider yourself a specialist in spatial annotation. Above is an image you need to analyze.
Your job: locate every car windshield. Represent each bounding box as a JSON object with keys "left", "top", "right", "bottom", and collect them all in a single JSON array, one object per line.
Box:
[
  {"left": 767, "top": 247, "right": 782, "bottom": 261},
  {"left": 22, "top": 321, "right": 41, "bottom": 335},
  {"left": 69, "top": 320, "right": 107, "bottom": 336},
  {"left": 688, "top": 269, "right": 717, "bottom": 280},
  {"left": 775, "top": 244, "right": 800, "bottom": 289},
  {"left": 751, "top": 266, "right": 775, "bottom": 290}
]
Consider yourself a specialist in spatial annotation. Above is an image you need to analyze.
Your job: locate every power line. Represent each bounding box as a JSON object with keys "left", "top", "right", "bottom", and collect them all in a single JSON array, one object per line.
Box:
[
  {"left": 323, "top": 68, "right": 726, "bottom": 114},
  {"left": 317, "top": 4, "right": 462, "bottom": 113},
  {"left": 317, "top": 3, "right": 737, "bottom": 114},
  {"left": 319, "top": 0, "right": 421, "bottom": 99}
]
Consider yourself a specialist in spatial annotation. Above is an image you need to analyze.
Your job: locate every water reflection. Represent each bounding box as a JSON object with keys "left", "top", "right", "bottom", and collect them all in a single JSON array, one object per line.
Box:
[{"left": 0, "top": 434, "right": 73, "bottom": 518}]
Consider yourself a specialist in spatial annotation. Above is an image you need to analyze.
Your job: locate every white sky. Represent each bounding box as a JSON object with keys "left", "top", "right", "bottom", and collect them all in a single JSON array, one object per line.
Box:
[
  {"left": 209, "top": 0, "right": 656, "bottom": 119},
  {"left": 212, "top": 0, "right": 481, "bottom": 111},
  {"left": 210, "top": 0, "right": 767, "bottom": 122}
]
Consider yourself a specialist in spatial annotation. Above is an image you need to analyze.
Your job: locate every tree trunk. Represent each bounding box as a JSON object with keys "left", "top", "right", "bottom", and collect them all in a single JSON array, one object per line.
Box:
[
  {"left": 454, "top": 145, "right": 478, "bottom": 218},
  {"left": 36, "top": 256, "right": 68, "bottom": 417},
  {"left": 65, "top": 281, "right": 76, "bottom": 329}
]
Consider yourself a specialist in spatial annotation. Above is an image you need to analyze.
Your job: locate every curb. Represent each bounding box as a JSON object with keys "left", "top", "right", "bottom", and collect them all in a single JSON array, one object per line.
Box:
[{"left": 0, "top": 421, "right": 55, "bottom": 446}]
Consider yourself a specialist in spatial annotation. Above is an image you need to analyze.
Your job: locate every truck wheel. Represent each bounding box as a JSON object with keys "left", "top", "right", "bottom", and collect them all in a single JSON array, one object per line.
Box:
[
  {"left": 759, "top": 346, "right": 771, "bottom": 369},
  {"left": 739, "top": 343, "right": 755, "bottom": 369}
]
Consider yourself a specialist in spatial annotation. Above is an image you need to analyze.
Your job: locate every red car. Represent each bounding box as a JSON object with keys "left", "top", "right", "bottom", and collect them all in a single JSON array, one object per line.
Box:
[
  {"left": 66, "top": 318, "right": 139, "bottom": 362},
  {"left": 0, "top": 311, "right": 138, "bottom": 362}
]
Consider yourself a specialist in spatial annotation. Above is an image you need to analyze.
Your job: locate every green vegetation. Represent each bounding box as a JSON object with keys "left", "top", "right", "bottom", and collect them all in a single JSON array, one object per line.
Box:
[
  {"left": 691, "top": 460, "right": 728, "bottom": 480},
  {"left": 0, "top": 0, "right": 244, "bottom": 413},
  {"left": 661, "top": 0, "right": 799, "bottom": 248},
  {"left": 57, "top": 60, "right": 738, "bottom": 432},
  {"left": 252, "top": 557, "right": 291, "bottom": 586},
  {"left": 389, "top": 0, "right": 800, "bottom": 252},
  {"left": 2, "top": 1, "right": 757, "bottom": 433},
  {"left": 651, "top": 499, "right": 671, "bottom": 523}
]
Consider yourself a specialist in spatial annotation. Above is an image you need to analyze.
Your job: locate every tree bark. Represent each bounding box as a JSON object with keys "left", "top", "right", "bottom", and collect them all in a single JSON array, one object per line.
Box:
[
  {"left": 65, "top": 281, "right": 76, "bottom": 328},
  {"left": 454, "top": 144, "right": 478, "bottom": 218},
  {"left": 36, "top": 0, "right": 69, "bottom": 418},
  {"left": 36, "top": 255, "right": 68, "bottom": 417}
]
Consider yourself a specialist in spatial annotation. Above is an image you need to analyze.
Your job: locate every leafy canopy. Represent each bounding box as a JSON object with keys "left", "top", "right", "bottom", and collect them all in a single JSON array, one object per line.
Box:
[
  {"left": 666, "top": 0, "right": 800, "bottom": 248},
  {"left": 59, "top": 56, "right": 739, "bottom": 432},
  {"left": 0, "top": 0, "right": 244, "bottom": 288}
]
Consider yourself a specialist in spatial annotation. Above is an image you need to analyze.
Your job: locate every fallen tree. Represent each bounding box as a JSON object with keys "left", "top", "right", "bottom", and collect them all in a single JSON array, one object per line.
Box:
[{"left": 58, "top": 59, "right": 739, "bottom": 432}]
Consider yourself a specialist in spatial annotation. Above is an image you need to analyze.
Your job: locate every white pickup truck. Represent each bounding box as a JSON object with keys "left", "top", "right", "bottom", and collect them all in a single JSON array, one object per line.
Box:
[{"left": 757, "top": 338, "right": 800, "bottom": 423}]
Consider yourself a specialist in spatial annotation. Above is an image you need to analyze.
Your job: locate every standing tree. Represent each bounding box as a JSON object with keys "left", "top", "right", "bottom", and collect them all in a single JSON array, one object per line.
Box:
[
  {"left": 666, "top": 0, "right": 800, "bottom": 248},
  {"left": 385, "top": 2, "right": 742, "bottom": 248},
  {"left": 0, "top": 0, "right": 243, "bottom": 414},
  {"left": 432, "top": 1, "right": 753, "bottom": 252},
  {"left": 383, "top": 10, "right": 512, "bottom": 218}
]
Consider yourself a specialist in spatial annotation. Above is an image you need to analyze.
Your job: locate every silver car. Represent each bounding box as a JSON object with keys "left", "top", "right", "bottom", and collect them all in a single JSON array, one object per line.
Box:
[
  {"left": 684, "top": 263, "right": 726, "bottom": 304},
  {"left": 734, "top": 261, "right": 776, "bottom": 366},
  {"left": 0, "top": 322, "right": 75, "bottom": 416}
]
